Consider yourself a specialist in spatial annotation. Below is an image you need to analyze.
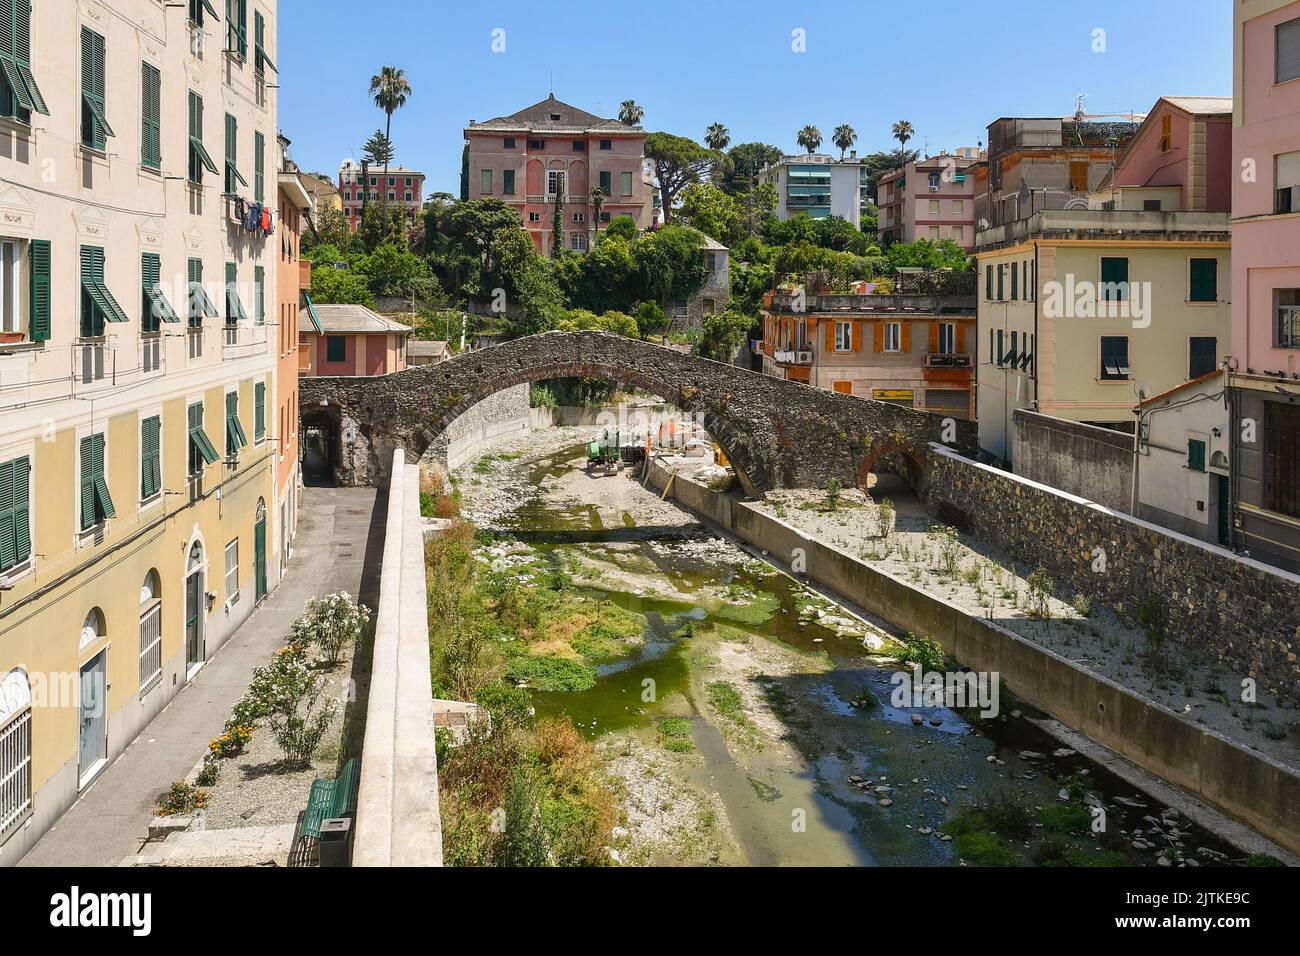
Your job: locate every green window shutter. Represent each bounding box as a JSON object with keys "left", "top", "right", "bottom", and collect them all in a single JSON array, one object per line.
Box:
[
  {"left": 226, "top": 390, "right": 247, "bottom": 454},
  {"left": 187, "top": 91, "right": 219, "bottom": 182},
  {"left": 80, "top": 27, "right": 112, "bottom": 149},
  {"left": 502, "top": 169, "right": 515, "bottom": 195},
  {"left": 223, "top": 113, "right": 246, "bottom": 193},
  {"left": 227, "top": 0, "right": 247, "bottom": 58},
  {"left": 2, "top": 0, "right": 48, "bottom": 117},
  {"left": 254, "top": 381, "right": 265, "bottom": 441},
  {"left": 254, "top": 265, "right": 264, "bottom": 324},
  {"left": 1189, "top": 258, "right": 1217, "bottom": 303},
  {"left": 80, "top": 246, "right": 103, "bottom": 337},
  {"left": 225, "top": 261, "right": 247, "bottom": 324},
  {"left": 141, "top": 252, "right": 178, "bottom": 328},
  {"left": 254, "top": 11, "right": 276, "bottom": 74},
  {"left": 1188, "top": 439, "right": 1207, "bottom": 473},
  {"left": 29, "top": 238, "right": 50, "bottom": 341},
  {"left": 141, "top": 416, "right": 161, "bottom": 499},
  {"left": 188, "top": 402, "right": 220, "bottom": 469},
  {"left": 141, "top": 62, "right": 161, "bottom": 169},
  {"left": 187, "top": 257, "right": 201, "bottom": 325},
  {"left": 599, "top": 170, "right": 612, "bottom": 194},
  {"left": 80, "top": 433, "right": 113, "bottom": 528},
  {"left": 0, "top": 455, "right": 27, "bottom": 571},
  {"left": 1100, "top": 257, "right": 1129, "bottom": 300},
  {"left": 254, "top": 130, "right": 264, "bottom": 202},
  {"left": 327, "top": 336, "right": 346, "bottom": 362}
]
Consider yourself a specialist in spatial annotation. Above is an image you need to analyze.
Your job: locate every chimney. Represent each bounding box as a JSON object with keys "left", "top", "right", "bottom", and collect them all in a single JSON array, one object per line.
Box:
[{"left": 849, "top": 149, "right": 857, "bottom": 158}]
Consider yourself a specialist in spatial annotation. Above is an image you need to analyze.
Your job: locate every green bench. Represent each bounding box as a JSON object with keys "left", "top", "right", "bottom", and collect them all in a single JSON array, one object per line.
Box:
[{"left": 302, "top": 758, "right": 359, "bottom": 840}]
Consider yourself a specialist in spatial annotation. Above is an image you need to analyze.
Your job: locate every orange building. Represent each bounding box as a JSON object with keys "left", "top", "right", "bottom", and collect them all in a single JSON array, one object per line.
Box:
[
  {"left": 759, "top": 284, "right": 978, "bottom": 419},
  {"left": 277, "top": 137, "right": 314, "bottom": 577}
]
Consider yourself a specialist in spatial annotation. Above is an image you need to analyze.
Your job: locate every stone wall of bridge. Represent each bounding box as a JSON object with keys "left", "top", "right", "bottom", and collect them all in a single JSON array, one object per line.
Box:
[{"left": 299, "top": 330, "right": 980, "bottom": 497}]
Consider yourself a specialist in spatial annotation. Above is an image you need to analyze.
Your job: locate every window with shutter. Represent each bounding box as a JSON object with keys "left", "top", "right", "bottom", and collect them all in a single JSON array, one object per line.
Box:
[
  {"left": 226, "top": 390, "right": 248, "bottom": 455},
  {"left": 225, "top": 262, "right": 247, "bottom": 325},
  {"left": 189, "top": 0, "right": 221, "bottom": 25},
  {"left": 1277, "top": 16, "right": 1300, "bottom": 84},
  {"left": 1265, "top": 401, "right": 1300, "bottom": 518},
  {"left": 226, "top": 0, "right": 247, "bottom": 59},
  {"left": 224, "top": 113, "right": 246, "bottom": 194},
  {"left": 254, "top": 131, "right": 265, "bottom": 202},
  {"left": 254, "top": 266, "right": 264, "bottom": 324},
  {"left": 0, "top": 455, "right": 31, "bottom": 573},
  {"left": 141, "top": 253, "right": 178, "bottom": 330},
  {"left": 254, "top": 10, "right": 276, "bottom": 75},
  {"left": 80, "top": 27, "right": 113, "bottom": 149},
  {"left": 141, "top": 63, "right": 161, "bottom": 170},
  {"left": 141, "top": 416, "right": 162, "bottom": 500},
  {"left": 1189, "top": 258, "right": 1217, "bottom": 302},
  {"left": 28, "top": 239, "right": 49, "bottom": 342},
  {"left": 79, "top": 246, "right": 127, "bottom": 337},
  {"left": 1100, "top": 335, "right": 1130, "bottom": 380},
  {"left": 1187, "top": 439, "right": 1206, "bottom": 473},
  {"left": 188, "top": 402, "right": 219, "bottom": 474},
  {"left": 254, "top": 381, "right": 266, "bottom": 441},
  {"left": 0, "top": 0, "right": 49, "bottom": 119},
  {"left": 79, "top": 433, "right": 114, "bottom": 530},
  {"left": 1189, "top": 336, "right": 1217, "bottom": 379},
  {"left": 1100, "top": 257, "right": 1129, "bottom": 302},
  {"left": 188, "top": 92, "right": 219, "bottom": 184}
]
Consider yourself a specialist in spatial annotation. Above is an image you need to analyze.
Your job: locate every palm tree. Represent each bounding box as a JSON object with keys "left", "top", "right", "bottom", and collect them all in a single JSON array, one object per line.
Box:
[
  {"left": 619, "top": 100, "right": 644, "bottom": 126},
  {"left": 591, "top": 186, "right": 606, "bottom": 243},
  {"left": 369, "top": 66, "right": 412, "bottom": 237},
  {"left": 705, "top": 123, "right": 730, "bottom": 152},
  {"left": 892, "top": 120, "right": 915, "bottom": 154},
  {"left": 832, "top": 124, "right": 857, "bottom": 160},
  {"left": 796, "top": 125, "right": 822, "bottom": 155}
]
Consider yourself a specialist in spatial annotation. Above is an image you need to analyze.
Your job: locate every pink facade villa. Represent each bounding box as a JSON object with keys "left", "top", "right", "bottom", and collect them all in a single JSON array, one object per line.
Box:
[
  {"left": 877, "top": 149, "right": 980, "bottom": 250},
  {"left": 464, "top": 95, "right": 651, "bottom": 254},
  {"left": 1102, "top": 97, "right": 1232, "bottom": 212}
]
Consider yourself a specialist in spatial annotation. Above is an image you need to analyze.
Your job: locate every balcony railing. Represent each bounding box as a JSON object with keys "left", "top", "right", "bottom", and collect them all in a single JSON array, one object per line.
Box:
[{"left": 924, "top": 352, "right": 973, "bottom": 370}]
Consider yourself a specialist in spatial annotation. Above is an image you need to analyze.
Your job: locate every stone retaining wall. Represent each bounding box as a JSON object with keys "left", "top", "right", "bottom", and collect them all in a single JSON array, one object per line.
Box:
[
  {"left": 646, "top": 458, "right": 1300, "bottom": 854},
  {"left": 424, "top": 383, "right": 532, "bottom": 471},
  {"left": 1012, "top": 409, "right": 1133, "bottom": 511},
  {"left": 926, "top": 446, "right": 1300, "bottom": 703}
]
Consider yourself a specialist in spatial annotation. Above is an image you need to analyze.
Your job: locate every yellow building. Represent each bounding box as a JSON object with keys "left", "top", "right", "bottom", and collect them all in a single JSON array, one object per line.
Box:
[{"left": 0, "top": 0, "right": 282, "bottom": 863}]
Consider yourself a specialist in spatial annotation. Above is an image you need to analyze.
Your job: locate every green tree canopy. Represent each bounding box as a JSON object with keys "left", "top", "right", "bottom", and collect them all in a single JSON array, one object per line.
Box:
[
  {"left": 310, "top": 264, "right": 376, "bottom": 307},
  {"left": 645, "top": 132, "right": 718, "bottom": 223}
]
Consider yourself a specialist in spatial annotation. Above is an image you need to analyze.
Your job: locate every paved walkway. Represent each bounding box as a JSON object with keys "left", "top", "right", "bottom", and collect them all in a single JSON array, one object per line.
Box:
[{"left": 19, "top": 486, "right": 385, "bottom": 867}]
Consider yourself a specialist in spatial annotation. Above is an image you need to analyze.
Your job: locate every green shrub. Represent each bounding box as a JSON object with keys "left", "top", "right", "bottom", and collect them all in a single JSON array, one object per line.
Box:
[
  {"left": 953, "top": 831, "right": 1018, "bottom": 866},
  {"left": 1037, "top": 802, "right": 1093, "bottom": 836}
]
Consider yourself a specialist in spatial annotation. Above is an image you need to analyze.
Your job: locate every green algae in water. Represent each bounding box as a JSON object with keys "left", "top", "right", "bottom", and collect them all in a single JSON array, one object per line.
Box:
[
  {"left": 505, "top": 655, "right": 597, "bottom": 692},
  {"left": 712, "top": 588, "right": 781, "bottom": 626}
]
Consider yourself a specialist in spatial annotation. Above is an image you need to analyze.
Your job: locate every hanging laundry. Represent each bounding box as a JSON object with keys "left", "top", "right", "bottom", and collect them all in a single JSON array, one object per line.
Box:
[{"left": 260, "top": 205, "right": 271, "bottom": 233}]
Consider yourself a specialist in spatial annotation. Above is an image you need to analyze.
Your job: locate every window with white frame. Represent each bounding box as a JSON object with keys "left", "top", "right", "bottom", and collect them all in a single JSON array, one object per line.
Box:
[
  {"left": 834, "top": 321, "right": 852, "bottom": 352},
  {"left": 224, "top": 538, "right": 239, "bottom": 604},
  {"left": 1278, "top": 289, "right": 1300, "bottom": 349},
  {"left": 938, "top": 322, "right": 957, "bottom": 354},
  {"left": 139, "top": 571, "right": 162, "bottom": 692},
  {"left": 884, "top": 322, "right": 902, "bottom": 352},
  {"left": 569, "top": 232, "right": 588, "bottom": 252},
  {"left": 572, "top": 212, "right": 585, "bottom": 223},
  {"left": 1, "top": 239, "right": 27, "bottom": 334},
  {"left": 547, "top": 169, "right": 566, "bottom": 198}
]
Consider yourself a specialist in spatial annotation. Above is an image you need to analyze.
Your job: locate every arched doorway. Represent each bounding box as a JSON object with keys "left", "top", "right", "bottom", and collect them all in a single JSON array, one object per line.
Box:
[
  {"left": 301, "top": 403, "right": 342, "bottom": 487},
  {"left": 140, "top": 570, "right": 163, "bottom": 693},
  {"left": 185, "top": 542, "right": 205, "bottom": 674},
  {"left": 856, "top": 440, "right": 933, "bottom": 531},
  {"left": 0, "top": 668, "right": 32, "bottom": 834},
  {"left": 78, "top": 608, "right": 108, "bottom": 786},
  {"left": 254, "top": 499, "right": 268, "bottom": 603}
]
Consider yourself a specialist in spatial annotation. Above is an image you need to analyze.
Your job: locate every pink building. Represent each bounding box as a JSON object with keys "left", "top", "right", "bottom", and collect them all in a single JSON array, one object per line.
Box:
[
  {"left": 298, "top": 304, "right": 411, "bottom": 377},
  {"left": 1229, "top": 0, "right": 1300, "bottom": 570},
  {"left": 876, "top": 149, "right": 980, "bottom": 250},
  {"left": 1103, "top": 97, "right": 1232, "bottom": 212},
  {"left": 338, "top": 160, "right": 426, "bottom": 232},
  {"left": 464, "top": 95, "right": 650, "bottom": 253}
]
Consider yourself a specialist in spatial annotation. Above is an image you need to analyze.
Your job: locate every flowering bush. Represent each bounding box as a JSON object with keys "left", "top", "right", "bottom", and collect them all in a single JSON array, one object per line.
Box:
[
  {"left": 244, "top": 644, "right": 335, "bottom": 768},
  {"left": 156, "top": 781, "right": 208, "bottom": 817},
  {"left": 290, "top": 592, "right": 372, "bottom": 667},
  {"left": 208, "top": 723, "right": 254, "bottom": 759}
]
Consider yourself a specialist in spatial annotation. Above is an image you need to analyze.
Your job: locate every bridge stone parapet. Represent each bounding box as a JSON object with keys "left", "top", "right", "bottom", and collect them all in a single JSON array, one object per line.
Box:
[{"left": 299, "top": 330, "right": 978, "bottom": 496}]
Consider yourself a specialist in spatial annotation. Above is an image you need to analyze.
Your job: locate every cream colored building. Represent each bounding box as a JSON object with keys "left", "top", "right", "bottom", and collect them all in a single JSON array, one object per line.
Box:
[{"left": 0, "top": 0, "right": 281, "bottom": 864}]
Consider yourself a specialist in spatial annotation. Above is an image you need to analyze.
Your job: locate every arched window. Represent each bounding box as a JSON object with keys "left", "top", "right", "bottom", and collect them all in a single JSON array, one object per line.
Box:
[
  {"left": 188, "top": 542, "right": 203, "bottom": 573},
  {"left": 139, "top": 570, "right": 163, "bottom": 692},
  {"left": 80, "top": 607, "right": 106, "bottom": 651},
  {"left": 0, "top": 667, "right": 32, "bottom": 837}
]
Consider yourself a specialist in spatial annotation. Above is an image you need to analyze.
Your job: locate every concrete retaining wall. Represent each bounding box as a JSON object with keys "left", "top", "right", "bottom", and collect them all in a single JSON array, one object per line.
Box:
[
  {"left": 646, "top": 458, "right": 1300, "bottom": 854},
  {"left": 354, "top": 449, "right": 442, "bottom": 867},
  {"left": 1012, "top": 409, "right": 1133, "bottom": 511}
]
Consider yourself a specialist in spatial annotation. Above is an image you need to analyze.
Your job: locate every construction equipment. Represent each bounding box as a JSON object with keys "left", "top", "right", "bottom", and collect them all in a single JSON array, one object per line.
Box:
[{"left": 586, "top": 429, "right": 622, "bottom": 475}]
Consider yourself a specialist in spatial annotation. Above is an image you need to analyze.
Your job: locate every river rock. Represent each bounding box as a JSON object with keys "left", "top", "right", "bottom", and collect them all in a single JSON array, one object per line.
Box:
[
  {"left": 911, "top": 714, "right": 924, "bottom": 725},
  {"left": 878, "top": 798, "right": 893, "bottom": 807}
]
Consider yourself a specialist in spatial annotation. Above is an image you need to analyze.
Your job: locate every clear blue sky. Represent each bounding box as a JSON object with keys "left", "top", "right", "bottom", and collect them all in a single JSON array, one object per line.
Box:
[{"left": 279, "top": 0, "right": 1232, "bottom": 195}]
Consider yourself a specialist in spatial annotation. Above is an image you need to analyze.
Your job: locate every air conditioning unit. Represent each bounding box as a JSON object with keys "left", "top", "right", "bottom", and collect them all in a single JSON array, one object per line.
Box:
[
  {"left": 796, "top": 350, "right": 813, "bottom": 364},
  {"left": 929, "top": 185, "right": 940, "bottom": 192}
]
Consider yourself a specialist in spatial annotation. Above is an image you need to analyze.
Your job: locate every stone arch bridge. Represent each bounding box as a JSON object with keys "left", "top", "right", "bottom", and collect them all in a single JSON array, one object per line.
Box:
[{"left": 298, "top": 331, "right": 978, "bottom": 497}]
